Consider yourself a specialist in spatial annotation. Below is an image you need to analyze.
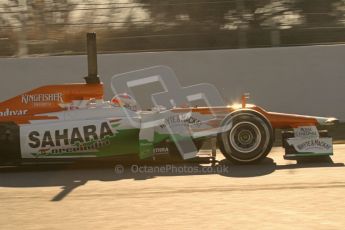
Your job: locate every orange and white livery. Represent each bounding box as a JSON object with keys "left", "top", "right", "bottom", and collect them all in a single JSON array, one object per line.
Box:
[{"left": 0, "top": 33, "right": 338, "bottom": 165}]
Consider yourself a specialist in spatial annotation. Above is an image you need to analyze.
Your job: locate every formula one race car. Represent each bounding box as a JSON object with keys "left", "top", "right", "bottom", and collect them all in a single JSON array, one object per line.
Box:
[{"left": 0, "top": 33, "right": 338, "bottom": 166}]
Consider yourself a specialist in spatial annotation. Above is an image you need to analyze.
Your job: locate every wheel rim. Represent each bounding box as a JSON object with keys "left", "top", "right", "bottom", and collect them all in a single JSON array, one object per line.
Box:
[{"left": 229, "top": 121, "right": 262, "bottom": 153}]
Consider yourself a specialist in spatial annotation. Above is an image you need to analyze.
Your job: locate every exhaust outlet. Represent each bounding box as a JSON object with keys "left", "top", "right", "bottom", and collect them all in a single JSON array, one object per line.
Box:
[{"left": 84, "top": 32, "right": 100, "bottom": 84}]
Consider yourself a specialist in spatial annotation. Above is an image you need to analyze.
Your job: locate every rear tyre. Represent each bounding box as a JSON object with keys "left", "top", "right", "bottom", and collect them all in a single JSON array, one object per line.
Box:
[
  {"left": 0, "top": 122, "right": 21, "bottom": 165},
  {"left": 218, "top": 111, "right": 274, "bottom": 164}
]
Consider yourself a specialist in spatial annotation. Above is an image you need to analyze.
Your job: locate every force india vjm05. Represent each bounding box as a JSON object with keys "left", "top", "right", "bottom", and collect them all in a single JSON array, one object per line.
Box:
[{"left": 0, "top": 33, "right": 338, "bottom": 166}]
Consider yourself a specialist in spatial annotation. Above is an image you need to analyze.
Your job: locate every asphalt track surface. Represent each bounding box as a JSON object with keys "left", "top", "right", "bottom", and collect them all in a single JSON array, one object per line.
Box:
[{"left": 1, "top": 145, "right": 345, "bottom": 230}]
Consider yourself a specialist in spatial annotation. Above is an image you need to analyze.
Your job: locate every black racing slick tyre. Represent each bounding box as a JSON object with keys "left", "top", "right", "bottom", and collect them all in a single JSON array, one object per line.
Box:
[
  {"left": 218, "top": 111, "right": 274, "bottom": 164},
  {"left": 0, "top": 122, "right": 21, "bottom": 165}
]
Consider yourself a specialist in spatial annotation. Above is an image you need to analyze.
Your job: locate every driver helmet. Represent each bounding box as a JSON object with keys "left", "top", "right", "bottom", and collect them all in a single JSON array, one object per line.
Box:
[{"left": 111, "top": 93, "right": 137, "bottom": 111}]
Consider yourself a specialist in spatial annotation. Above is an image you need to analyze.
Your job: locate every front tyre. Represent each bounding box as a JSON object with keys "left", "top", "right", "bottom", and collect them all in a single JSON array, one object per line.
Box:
[{"left": 218, "top": 111, "right": 274, "bottom": 164}]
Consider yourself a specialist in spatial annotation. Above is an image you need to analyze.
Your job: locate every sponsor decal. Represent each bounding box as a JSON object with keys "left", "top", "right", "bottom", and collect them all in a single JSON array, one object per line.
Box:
[
  {"left": 294, "top": 126, "right": 319, "bottom": 138},
  {"left": 37, "top": 139, "right": 111, "bottom": 156},
  {"left": 296, "top": 139, "right": 332, "bottom": 151},
  {"left": 21, "top": 93, "right": 63, "bottom": 104},
  {"left": 160, "top": 113, "right": 201, "bottom": 129},
  {"left": 154, "top": 147, "right": 169, "bottom": 154},
  {"left": 0, "top": 108, "right": 28, "bottom": 116},
  {"left": 28, "top": 121, "right": 113, "bottom": 148},
  {"left": 288, "top": 137, "right": 333, "bottom": 154},
  {"left": 28, "top": 122, "right": 114, "bottom": 155}
]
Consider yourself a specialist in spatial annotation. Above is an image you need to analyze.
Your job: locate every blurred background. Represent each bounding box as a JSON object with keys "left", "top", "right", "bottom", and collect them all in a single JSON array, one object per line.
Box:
[
  {"left": 1, "top": 0, "right": 345, "bottom": 57},
  {"left": 0, "top": 0, "right": 344, "bottom": 142}
]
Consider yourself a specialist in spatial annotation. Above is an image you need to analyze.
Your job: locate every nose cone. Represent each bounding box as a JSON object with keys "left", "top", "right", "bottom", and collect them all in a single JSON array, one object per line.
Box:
[{"left": 315, "top": 117, "right": 339, "bottom": 125}]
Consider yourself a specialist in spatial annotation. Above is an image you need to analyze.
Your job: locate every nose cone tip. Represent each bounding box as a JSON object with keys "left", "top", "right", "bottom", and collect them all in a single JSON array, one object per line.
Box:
[
  {"left": 318, "top": 117, "right": 339, "bottom": 125},
  {"left": 327, "top": 117, "right": 339, "bottom": 124}
]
